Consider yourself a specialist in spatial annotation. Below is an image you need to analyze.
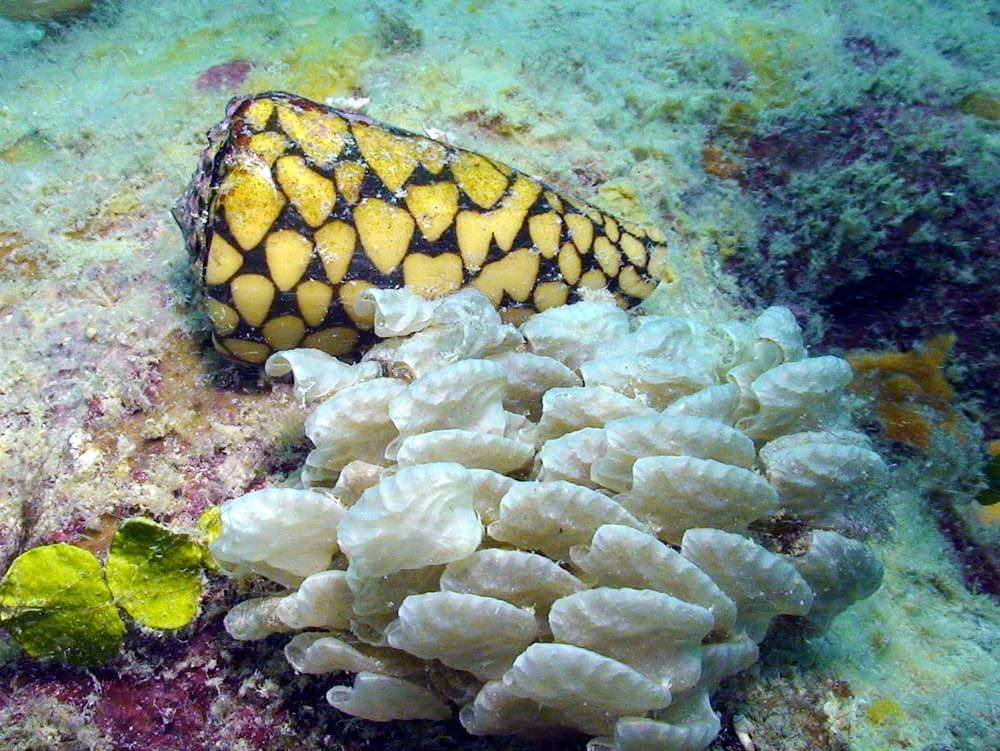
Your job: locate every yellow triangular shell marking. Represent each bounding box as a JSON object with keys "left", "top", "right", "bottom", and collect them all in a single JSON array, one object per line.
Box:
[
  {"left": 402, "top": 252, "right": 464, "bottom": 298},
  {"left": 533, "top": 281, "right": 569, "bottom": 311},
  {"left": 296, "top": 279, "right": 334, "bottom": 327},
  {"left": 544, "top": 190, "right": 564, "bottom": 213},
  {"left": 414, "top": 138, "right": 449, "bottom": 174},
  {"left": 339, "top": 279, "right": 377, "bottom": 329},
  {"left": 472, "top": 248, "right": 540, "bottom": 305},
  {"left": 247, "top": 132, "right": 291, "bottom": 165},
  {"left": 405, "top": 181, "right": 459, "bottom": 243},
  {"left": 230, "top": 273, "right": 275, "bottom": 327},
  {"left": 205, "top": 298, "right": 240, "bottom": 336},
  {"left": 618, "top": 266, "right": 658, "bottom": 299},
  {"left": 578, "top": 268, "right": 607, "bottom": 290},
  {"left": 504, "top": 175, "right": 542, "bottom": 211},
  {"left": 219, "top": 160, "right": 286, "bottom": 250},
  {"left": 276, "top": 104, "right": 348, "bottom": 168},
  {"left": 646, "top": 225, "right": 666, "bottom": 244},
  {"left": 314, "top": 220, "right": 356, "bottom": 284},
  {"left": 352, "top": 124, "right": 420, "bottom": 194},
  {"left": 262, "top": 314, "right": 306, "bottom": 350},
  {"left": 455, "top": 210, "right": 492, "bottom": 271},
  {"left": 528, "top": 212, "right": 562, "bottom": 258},
  {"left": 204, "top": 235, "right": 243, "bottom": 285},
  {"left": 334, "top": 161, "right": 367, "bottom": 205},
  {"left": 604, "top": 216, "right": 621, "bottom": 243},
  {"left": 275, "top": 155, "right": 336, "bottom": 228},
  {"left": 564, "top": 212, "right": 594, "bottom": 254},
  {"left": 243, "top": 98, "right": 275, "bottom": 131},
  {"left": 302, "top": 326, "right": 360, "bottom": 356},
  {"left": 221, "top": 337, "right": 271, "bottom": 364},
  {"left": 647, "top": 245, "right": 676, "bottom": 283},
  {"left": 353, "top": 197, "right": 415, "bottom": 274},
  {"left": 265, "top": 229, "right": 313, "bottom": 291},
  {"left": 619, "top": 233, "right": 647, "bottom": 268},
  {"left": 455, "top": 175, "right": 542, "bottom": 269},
  {"left": 593, "top": 235, "right": 621, "bottom": 277},
  {"left": 451, "top": 151, "right": 508, "bottom": 208},
  {"left": 557, "top": 241, "right": 582, "bottom": 285}
]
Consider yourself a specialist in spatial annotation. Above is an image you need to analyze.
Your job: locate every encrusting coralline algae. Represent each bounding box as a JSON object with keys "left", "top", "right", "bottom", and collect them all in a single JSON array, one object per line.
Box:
[{"left": 210, "top": 286, "right": 887, "bottom": 751}]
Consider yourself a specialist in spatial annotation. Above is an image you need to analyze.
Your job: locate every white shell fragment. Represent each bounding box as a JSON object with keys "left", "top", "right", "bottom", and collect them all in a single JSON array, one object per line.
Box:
[
  {"left": 327, "top": 672, "right": 451, "bottom": 721},
  {"left": 337, "top": 463, "right": 481, "bottom": 578},
  {"left": 219, "top": 289, "right": 887, "bottom": 751}
]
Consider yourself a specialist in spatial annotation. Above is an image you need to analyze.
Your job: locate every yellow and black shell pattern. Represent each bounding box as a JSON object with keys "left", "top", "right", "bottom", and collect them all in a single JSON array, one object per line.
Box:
[{"left": 174, "top": 92, "right": 671, "bottom": 365}]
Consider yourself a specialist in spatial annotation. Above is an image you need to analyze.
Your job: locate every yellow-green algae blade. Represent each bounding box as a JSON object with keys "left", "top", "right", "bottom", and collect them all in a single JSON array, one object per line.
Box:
[
  {"left": 105, "top": 518, "right": 204, "bottom": 630},
  {"left": 0, "top": 543, "right": 126, "bottom": 665},
  {"left": 195, "top": 505, "right": 222, "bottom": 571}
]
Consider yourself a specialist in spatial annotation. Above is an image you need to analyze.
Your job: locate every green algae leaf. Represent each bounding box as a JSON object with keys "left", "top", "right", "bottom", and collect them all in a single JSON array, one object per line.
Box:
[
  {"left": 105, "top": 518, "right": 203, "bottom": 630},
  {"left": 195, "top": 506, "right": 222, "bottom": 571},
  {"left": 0, "top": 543, "right": 126, "bottom": 665}
]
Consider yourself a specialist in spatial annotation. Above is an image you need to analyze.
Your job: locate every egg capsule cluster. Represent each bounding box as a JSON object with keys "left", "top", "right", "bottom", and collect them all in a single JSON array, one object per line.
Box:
[{"left": 211, "top": 288, "right": 886, "bottom": 751}]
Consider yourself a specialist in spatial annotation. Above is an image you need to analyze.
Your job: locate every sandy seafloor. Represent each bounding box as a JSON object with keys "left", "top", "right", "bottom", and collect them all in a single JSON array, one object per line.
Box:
[{"left": 0, "top": 1, "right": 998, "bottom": 750}]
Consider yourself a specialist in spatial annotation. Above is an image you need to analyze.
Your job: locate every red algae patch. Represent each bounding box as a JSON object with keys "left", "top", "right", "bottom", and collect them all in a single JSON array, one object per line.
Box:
[{"left": 195, "top": 60, "right": 253, "bottom": 91}]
